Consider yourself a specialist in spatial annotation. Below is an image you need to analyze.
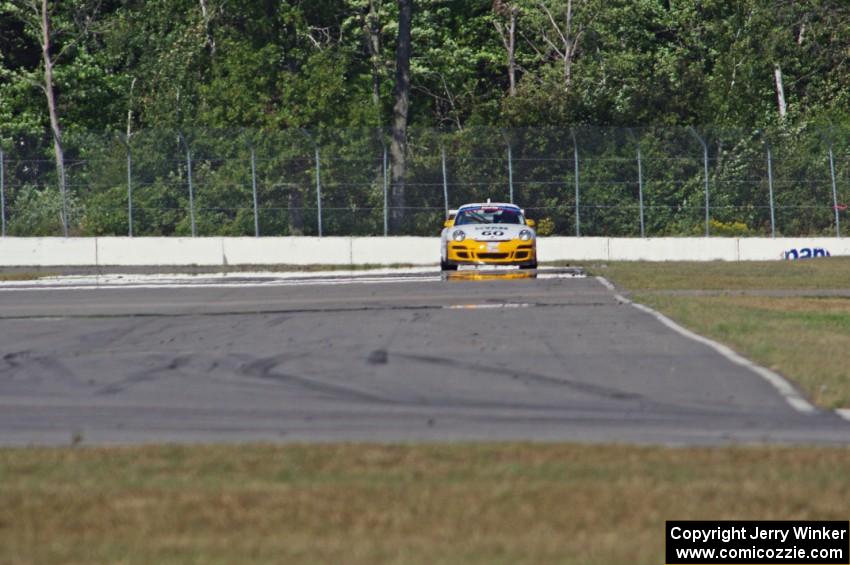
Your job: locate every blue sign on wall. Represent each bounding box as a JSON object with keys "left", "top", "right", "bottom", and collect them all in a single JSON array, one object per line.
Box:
[{"left": 784, "top": 247, "right": 831, "bottom": 260}]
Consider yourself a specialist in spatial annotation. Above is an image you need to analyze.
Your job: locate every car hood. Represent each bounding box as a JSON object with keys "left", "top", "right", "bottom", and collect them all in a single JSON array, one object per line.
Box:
[{"left": 456, "top": 224, "right": 532, "bottom": 241}]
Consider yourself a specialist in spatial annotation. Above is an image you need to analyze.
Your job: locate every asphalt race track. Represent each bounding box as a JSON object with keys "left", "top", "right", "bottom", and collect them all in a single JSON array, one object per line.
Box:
[{"left": 0, "top": 269, "right": 847, "bottom": 445}]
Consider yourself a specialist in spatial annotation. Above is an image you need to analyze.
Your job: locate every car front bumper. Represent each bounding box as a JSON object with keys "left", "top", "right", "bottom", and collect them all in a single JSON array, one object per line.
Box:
[{"left": 446, "top": 239, "right": 536, "bottom": 266}]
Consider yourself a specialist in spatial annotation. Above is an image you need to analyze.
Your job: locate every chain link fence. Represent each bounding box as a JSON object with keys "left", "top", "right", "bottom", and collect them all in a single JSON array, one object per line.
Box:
[{"left": 0, "top": 127, "right": 847, "bottom": 237}]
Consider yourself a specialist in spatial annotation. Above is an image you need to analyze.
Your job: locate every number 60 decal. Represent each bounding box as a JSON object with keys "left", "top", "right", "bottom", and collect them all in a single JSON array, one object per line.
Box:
[{"left": 480, "top": 231, "right": 504, "bottom": 236}]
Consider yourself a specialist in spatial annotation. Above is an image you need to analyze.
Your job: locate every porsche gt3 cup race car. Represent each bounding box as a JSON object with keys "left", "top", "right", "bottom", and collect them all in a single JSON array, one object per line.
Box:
[{"left": 440, "top": 201, "right": 537, "bottom": 271}]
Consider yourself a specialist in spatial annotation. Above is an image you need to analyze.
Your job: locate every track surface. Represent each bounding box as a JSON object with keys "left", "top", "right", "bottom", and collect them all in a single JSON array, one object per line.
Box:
[{"left": 0, "top": 271, "right": 847, "bottom": 445}]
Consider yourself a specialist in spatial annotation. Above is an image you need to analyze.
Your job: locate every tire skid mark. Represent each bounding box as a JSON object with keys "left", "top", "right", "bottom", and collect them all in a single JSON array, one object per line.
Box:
[
  {"left": 0, "top": 301, "right": 616, "bottom": 321},
  {"left": 1, "top": 351, "right": 89, "bottom": 389},
  {"left": 393, "top": 352, "right": 643, "bottom": 401},
  {"left": 239, "top": 356, "right": 394, "bottom": 405},
  {"left": 96, "top": 354, "right": 193, "bottom": 395},
  {"left": 78, "top": 316, "right": 163, "bottom": 351},
  {"left": 2, "top": 350, "right": 31, "bottom": 370},
  {"left": 265, "top": 314, "right": 292, "bottom": 328},
  {"left": 391, "top": 351, "right": 785, "bottom": 417}
]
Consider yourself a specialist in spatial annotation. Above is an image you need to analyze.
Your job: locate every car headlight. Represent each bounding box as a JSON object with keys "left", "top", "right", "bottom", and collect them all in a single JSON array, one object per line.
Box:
[
  {"left": 519, "top": 229, "right": 533, "bottom": 241},
  {"left": 452, "top": 230, "right": 466, "bottom": 242}
]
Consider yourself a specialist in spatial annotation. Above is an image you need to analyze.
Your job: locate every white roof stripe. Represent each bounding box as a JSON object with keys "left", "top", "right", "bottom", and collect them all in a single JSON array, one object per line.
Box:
[{"left": 457, "top": 202, "right": 520, "bottom": 210}]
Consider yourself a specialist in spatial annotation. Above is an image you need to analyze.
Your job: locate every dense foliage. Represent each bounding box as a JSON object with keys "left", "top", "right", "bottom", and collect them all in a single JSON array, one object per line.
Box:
[{"left": 0, "top": 0, "right": 849, "bottom": 236}]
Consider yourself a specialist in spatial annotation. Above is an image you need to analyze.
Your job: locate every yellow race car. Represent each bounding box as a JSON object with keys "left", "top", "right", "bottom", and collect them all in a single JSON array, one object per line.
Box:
[{"left": 440, "top": 201, "right": 537, "bottom": 271}]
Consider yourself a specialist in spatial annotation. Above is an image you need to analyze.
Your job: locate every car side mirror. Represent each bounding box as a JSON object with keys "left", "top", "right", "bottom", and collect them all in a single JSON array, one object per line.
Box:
[
  {"left": 526, "top": 219, "right": 536, "bottom": 228},
  {"left": 443, "top": 219, "right": 454, "bottom": 228}
]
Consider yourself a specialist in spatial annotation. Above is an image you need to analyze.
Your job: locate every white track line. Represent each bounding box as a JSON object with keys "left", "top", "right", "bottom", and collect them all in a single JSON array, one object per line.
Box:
[
  {"left": 837, "top": 409, "right": 850, "bottom": 422},
  {"left": 444, "top": 303, "right": 532, "bottom": 310},
  {"left": 0, "top": 276, "right": 445, "bottom": 292},
  {"left": 596, "top": 277, "right": 616, "bottom": 291},
  {"left": 595, "top": 276, "right": 817, "bottom": 415},
  {"left": 0, "top": 267, "right": 438, "bottom": 288},
  {"left": 0, "top": 267, "right": 583, "bottom": 291}
]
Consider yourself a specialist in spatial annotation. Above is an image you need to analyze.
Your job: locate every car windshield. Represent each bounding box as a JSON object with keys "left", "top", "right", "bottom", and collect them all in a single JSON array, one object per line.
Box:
[{"left": 455, "top": 207, "right": 524, "bottom": 225}]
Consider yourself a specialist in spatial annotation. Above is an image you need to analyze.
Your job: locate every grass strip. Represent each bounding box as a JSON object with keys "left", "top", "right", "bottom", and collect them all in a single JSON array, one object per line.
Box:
[
  {"left": 2, "top": 443, "right": 849, "bottom": 565},
  {"left": 0, "top": 272, "right": 55, "bottom": 281},
  {"left": 590, "top": 257, "right": 850, "bottom": 291}
]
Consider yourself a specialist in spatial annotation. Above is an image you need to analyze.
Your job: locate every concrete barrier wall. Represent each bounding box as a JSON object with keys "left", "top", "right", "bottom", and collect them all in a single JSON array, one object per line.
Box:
[
  {"left": 0, "top": 238, "right": 98, "bottom": 266},
  {"left": 539, "top": 237, "right": 609, "bottom": 261},
  {"left": 350, "top": 237, "right": 435, "bottom": 265},
  {"left": 222, "top": 237, "right": 352, "bottom": 266},
  {"left": 1, "top": 237, "right": 848, "bottom": 267},
  {"left": 98, "top": 237, "right": 224, "bottom": 266},
  {"left": 610, "top": 237, "right": 740, "bottom": 261}
]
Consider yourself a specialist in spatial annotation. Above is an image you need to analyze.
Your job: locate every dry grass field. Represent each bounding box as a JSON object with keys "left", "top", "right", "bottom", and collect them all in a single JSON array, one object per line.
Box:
[
  {"left": 591, "top": 257, "right": 850, "bottom": 291},
  {"left": 2, "top": 444, "right": 850, "bottom": 565}
]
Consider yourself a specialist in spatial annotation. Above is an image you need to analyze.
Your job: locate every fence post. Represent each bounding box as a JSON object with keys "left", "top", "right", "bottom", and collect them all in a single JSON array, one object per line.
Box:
[
  {"left": 186, "top": 148, "right": 195, "bottom": 237},
  {"left": 0, "top": 148, "right": 5, "bottom": 238},
  {"left": 636, "top": 144, "right": 645, "bottom": 237},
  {"left": 570, "top": 129, "right": 580, "bottom": 237},
  {"left": 383, "top": 142, "right": 388, "bottom": 236},
  {"left": 765, "top": 143, "right": 776, "bottom": 238},
  {"left": 441, "top": 144, "right": 450, "bottom": 217},
  {"left": 177, "top": 133, "right": 197, "bottom": 237},
  {"left": 314, "top": 145, "right": 323, "bottom": 237},
  {"left": 505, "top": 134, "right": 514, "bottom": 204},
  {"left": 251, "top": 148, "right": 259, "bottom": 237},
  {"left": 60, "top": 156, "right": 69, "bottom": 237},
  {"left": 299, "top": 130, "right": 323, "bottom": 237},
  {"left": 688, "top": 127, "right": 710, "bottom": 237},
  {"left": 186, "top": 148, "right": 196, "bottom": 237},
  {"left": 828, "top": 143, "right": 841, "bottom": 238},
  {"left": 126, "top": 143, "right": 133, "bottom": 237}
]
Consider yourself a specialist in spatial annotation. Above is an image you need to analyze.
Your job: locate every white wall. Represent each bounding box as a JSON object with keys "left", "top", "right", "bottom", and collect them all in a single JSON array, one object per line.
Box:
[
  {"left": 98, "top": 237, "right": 223, "bottom": 266},
  {"left": 222, "top": 237, "right": 352, "bottom": 266},
  {"left": 350, "top": 237, "right": 435, "bottom": 265},
  {"left": 0, "top": 236, "right": 848, "bottom": 267},
  {"left": 610, "top": 237, "right": 739, "bottom": 261},
  {"left": 0, "top": 238, "right": 97, "bottom": 266},
  {"left": 538, "top": 237, "right": 609, "bottom": 261}
]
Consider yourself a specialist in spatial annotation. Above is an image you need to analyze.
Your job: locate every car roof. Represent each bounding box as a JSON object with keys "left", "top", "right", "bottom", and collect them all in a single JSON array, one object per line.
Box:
[{"left": 457, "top": 203, "right": 521, "bottom": 210}]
